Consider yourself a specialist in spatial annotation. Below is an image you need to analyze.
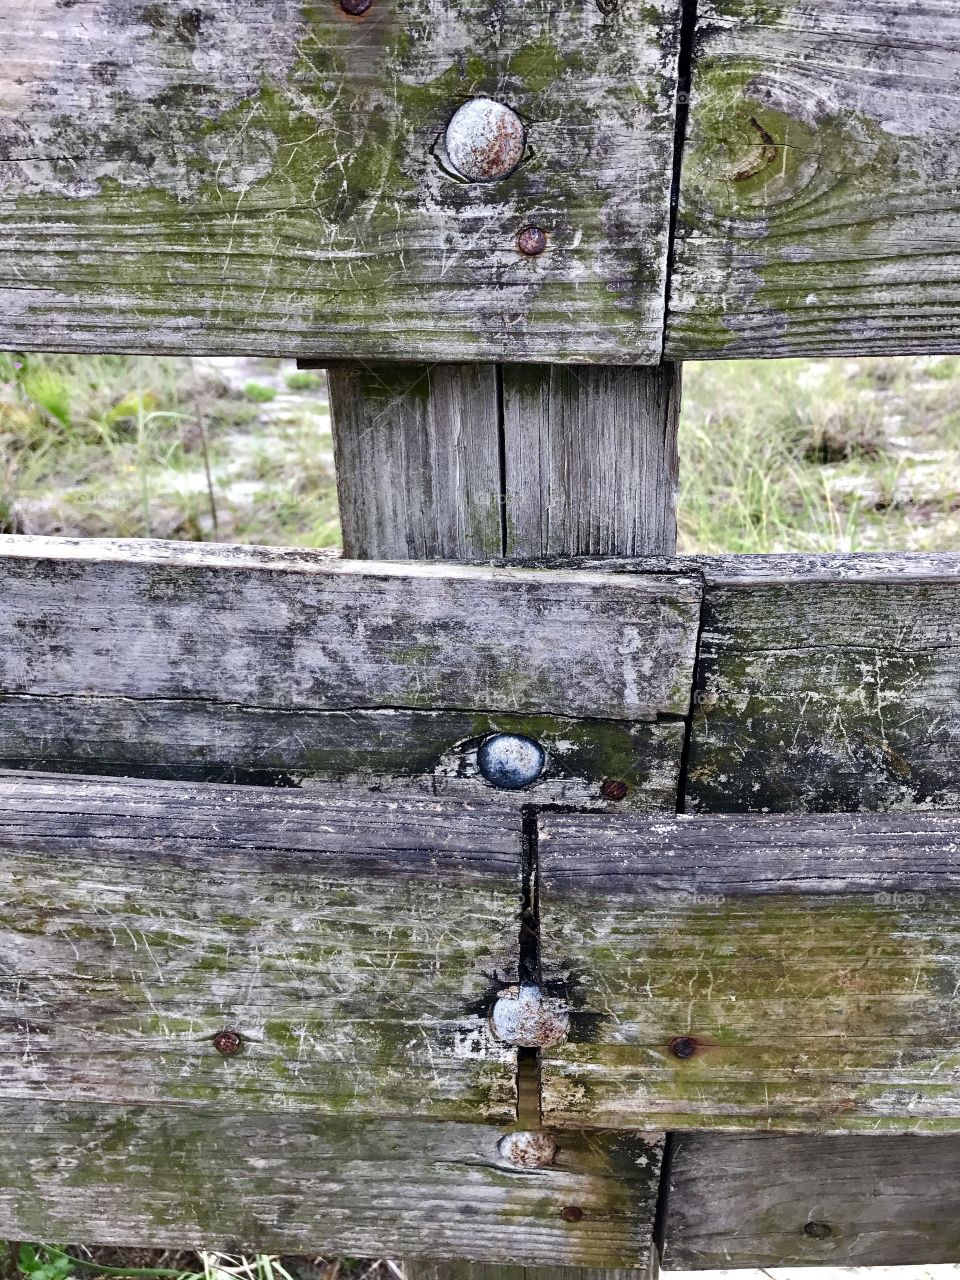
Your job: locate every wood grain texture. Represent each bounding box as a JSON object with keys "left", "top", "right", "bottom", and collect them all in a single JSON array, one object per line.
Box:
[
  {"left": 0, "top": 536, "right": 700, "bottom": 724},
  {"left": 667, "top": 0, "right": 960, "bottom": 359},
  {"left": 502, "top": 366, "right": 681, "bottom": 559},
  {"left": 0, "top": 1103, "right": 663, "bottom": 1268},
  {"left": 0, "top": 771, "right": 521, "bottom": 1121},
  {"left": 328, "top": 365, "right": 502, "bottom": 561},
  {"left": 406, "top": 1265, "right": 648, "bottom": 1278},
  {"left": 684, "top": 553, "right": 960, "bottom": 812},
  {"left": 0, "top": 0, "right": 682, "bottom": 363},
  {"left": 662, "top": 1131, "right": 960, "bottom": 1268},
  {"left": 539, "top": 808, "right": 960, "bottom": 1133}
]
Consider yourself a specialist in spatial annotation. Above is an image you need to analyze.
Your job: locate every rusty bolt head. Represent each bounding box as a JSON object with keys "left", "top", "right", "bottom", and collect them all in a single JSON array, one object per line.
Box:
[
  {"left": 491, "top": 982, "right": 570, "bottom": 1048},
  {"left": 600, "top": 778, "right": 629, "bottom": 801},
  {"left": 477, "top": 733, "right": 546, "bottom": 790},
  {"left": 340, "top": 0, "right": 373, "bottom": 13},
  {"left": 561, "top": 1206, "right": 585, "bottom": 1223},
  {"left": 445, "top": 98, "right": 526, "bottom": 183},
  {"left": 517, "top": 226, "right": 548, "bottom": 257},
  {"left": 497, "top": 1130, "right": 559, "bottom": 1169},
  {"left": 804, "top": 1221, "right": 832, "bottom": 1241},
  {"left": 212, "top": 1029, "right": 243, "bottom": 1057},
  {"left": 669, "top": 1035, "right": 699, "bottom": 1060}
]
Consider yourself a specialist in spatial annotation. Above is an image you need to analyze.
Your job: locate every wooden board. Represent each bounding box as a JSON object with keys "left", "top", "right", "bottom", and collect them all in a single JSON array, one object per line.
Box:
[
  {"left": 0, "top": 536, "right": 699, "bottom": 806},
  {"left": 0, "top": 1102, "right": 663, "bottom": 1269},
  {"left": 663, "top": 1130, "right": 960, "bottom": 1268},
  {"left": 0, "top": 0, "right": 683, "bottom": 363},
  {"left": 538, "top": 808, "right": 960, "bottom": 1133},
  {"left": 667, "top": 0, "right": 960, "bottom": 359},
  {"left": 0, "top": 771, "right": 520, "bottom": 1121},
  {"left": 683, "top": 551, "right": 960, "bottom": 812}
]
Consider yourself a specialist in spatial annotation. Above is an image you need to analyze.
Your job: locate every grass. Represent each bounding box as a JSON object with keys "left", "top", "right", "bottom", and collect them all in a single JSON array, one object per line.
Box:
[
  {"left": 4, "top": 351, "right": 960, "bottom": 555},
  {"left": 7, "top": 1246, "right": 403, "bottom": 1280}
]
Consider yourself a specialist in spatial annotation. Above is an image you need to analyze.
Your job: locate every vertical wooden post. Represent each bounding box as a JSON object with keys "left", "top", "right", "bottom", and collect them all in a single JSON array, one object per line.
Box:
[
  {"left": 326, "top": 359, "right": 680, "bottom": 1280},
  {"left": 327, "top": 363, "right": 680, "bottom": 561}
]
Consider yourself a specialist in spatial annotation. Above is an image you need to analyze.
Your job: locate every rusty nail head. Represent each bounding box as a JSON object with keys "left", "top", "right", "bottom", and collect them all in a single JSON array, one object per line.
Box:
[
  {"left": 445, "top": 98, "right": 526, "bottom": 183},
  {"left": 804, "top": 1221, "right": 832, "bottom": 1241},
  {"left": 517, "top": 226, "right": 548, "bottom": 257},
  {"left": 213, "top": 1029, "right": 243, "bottom": 1057},
  {"left": 340, "top": 0, "right": 373, "bottom": 13},
  {"left": 498, "top": 1130, "right": 559, "bottom": 1169},
  {"left": 491, "top": 982, "right": 570, "bottom": 1048},
  {"left": 600, "top": 778, "right": 629, "bottom": 801},
  {"left": 669, "top": 1035, "right": 698, "bottom": 1060},
  {"left": 561, "top": 1206, "right": 585, "bottom": 1223}
]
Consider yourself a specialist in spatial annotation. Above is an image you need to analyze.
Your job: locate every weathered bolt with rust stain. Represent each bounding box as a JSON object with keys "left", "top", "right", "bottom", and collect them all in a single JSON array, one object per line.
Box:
[
  {"left": 477, "top": 733, "right": 546, "bottom": 790},
  {"left": 445, "top": 98, "right": 526, "bottom": 182},
  {"left": 491, "top": 982, "right": 569, "bottom": 1048},
  {"left": 517, "top": 226, "right": 548, "bottom": 257},
  {"left": 561, "top": 1205, "right": 585, "bottom": 1223},
  {"left": 600, "top": 778, "right": 629, "bottom": 801},
  {"left": 497, "top": 1130, "right": 559, "bottom": 1169},
  {"left": 212, "top": 1028, "right": 243, "bottom": 1057},
  {"left": 340, "top": 0, "right": 373, "bottom": 14}
]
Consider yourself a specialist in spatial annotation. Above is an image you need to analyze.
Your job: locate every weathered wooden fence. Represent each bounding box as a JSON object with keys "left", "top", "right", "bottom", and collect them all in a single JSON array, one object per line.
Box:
[{"left": 3, "top": 1, "right": 960, "bottom": 1275}]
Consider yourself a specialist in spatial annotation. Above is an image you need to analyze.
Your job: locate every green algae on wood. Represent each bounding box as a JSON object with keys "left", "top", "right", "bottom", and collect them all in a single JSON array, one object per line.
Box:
[
  {"left": 0, "top": 771, "right": 521, "bottom": 1122},
  {"left": 667, "top": 0, "right": 960, "bottom": 359},
  {"left": 538, "top": 807, "right": 960, "bottom": 1132},
  {"left": 0, "top": 0, "right": 684, "bottom": 363}
]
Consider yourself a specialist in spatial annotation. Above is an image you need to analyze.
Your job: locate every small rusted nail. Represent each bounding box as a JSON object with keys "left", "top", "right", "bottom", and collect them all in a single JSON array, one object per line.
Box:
[
  {"left": 669, "top": 1035, "right": 698, "bottom": 1060},
  {"left": 491, "top": 982, "right": 570, "bottom": 1048},
  {"left": 445, "top": 98, "right": 526, "bottom": 183},
  {"left": 212, "top": 1029, "right": 243, "bottom": 1057},
  {"left": 561, "top": 1206, "right": 585, "bottom": 1223},
  {"left": 340, "top": 0, "right": 373, "bottom": 14},
  {"left": 517, "top": 226, "right": 547, "bottom": 257},
  {"left": 600, "top": 778, "right": 629, "bottom": 801},
  {"left": 804, "top": 1221, "right": 832, "bottom": 1241},
  {"left": 498, "top": 1131, "right": 559, "bottom": 1169},
  {"left": 478, "top": 733, "right": 546, "bottom": 790}
]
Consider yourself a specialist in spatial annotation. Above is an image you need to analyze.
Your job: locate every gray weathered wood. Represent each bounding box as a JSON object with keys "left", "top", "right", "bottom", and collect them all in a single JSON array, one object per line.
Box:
[
  {"left": 683, "top": 552, "right": 960, "bottom": 812},
  {"left": 667, "top": 0, "right": 960, "bottom": 359},
  {"left": 539, "top": 807, "right": 960, "bottom": 1132},
  {"left": 0, "top": 1102, "right": 662, "bottom": 1269},
  {"left": 328, "top": 365, "right": 503, "bottom": 561},
  {"left": 501, "top": 366, "right": 680, "bottom": 558},
  {"left": 0, "top": 0, "right": 683, "bottom": 363},
  {"left": 0, "top": 770, "right": 520, "bottom": 1121},
  {"left": 406, "top": 1265, "right": 649, "bottom": 1279},
  {"left": 662, "top": 1130, "right": 960, "bottom": 1268},
  {"left": 0, "top": 536, "right": 699, "bottom": 722}
]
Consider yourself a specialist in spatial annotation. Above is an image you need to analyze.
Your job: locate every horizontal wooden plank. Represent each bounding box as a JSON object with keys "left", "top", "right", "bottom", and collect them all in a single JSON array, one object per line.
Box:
[
  {"left": 539, "top": 808, "right": 960, "bottom": 1133},
  {"left": 663, "top": 1131, "right": 960, "bottom": 1268},
  {"left": 667, "top": 0, "right": 960, "bottom": 359},
  {"left": 683, "top": 552, "right": 960, "bottom": 812},
  {"left": 0, "top": 699, "right": 686, "bottom": 814},
  {"left": 0, "top": 1102, "right": 663, "bottom": 1268},
  {"left": 0, "top": 0, "right": 682, "bottom": 362},
  {"left": 0, "top": 536, "right": 699, "bottom": 722},
  {"left": 0, "top": 771, "right": 521, "bottom": 1122}
]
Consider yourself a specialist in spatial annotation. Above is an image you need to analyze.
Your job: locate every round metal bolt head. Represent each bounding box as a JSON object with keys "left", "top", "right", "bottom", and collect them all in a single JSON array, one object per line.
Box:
[
  {"left": 491, "top": 982, "right": 570, "bottom": 1048},
  {"left": 445, "top": 98, "right": 526, "bottom": 182},
  {"left": 517, "top": 225, "right": 548, "bottom": 257},
  {"left": 561, "top": 1205, "right": 585, "bottom": 1223},
  {"left": 340, "top": 0, "right": 373, "bottom": 12},
  {"left": 477, "top": 733, "right": 546, "bottom": 790},
  {"left": 497, "top": 1130, "right": 559, "bottom": 1169},
  {"left": 212, "top": 1028, "right": 243, "bottom": 1057}
]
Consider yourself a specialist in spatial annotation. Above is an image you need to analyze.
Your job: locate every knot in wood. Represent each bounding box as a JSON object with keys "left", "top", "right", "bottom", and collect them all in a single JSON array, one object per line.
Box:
[
  {"left": 497, "top": 1130, "right": 559, "bottom": 1169},
  {"left": 445, "top": 98, "right": 526, "bottom": 182},
  {"left": 477, "top": 733, "right": 546, "bottom": 790},
  {"left": 491, "top": 982, "right": 570, "bottom": 1048}
]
